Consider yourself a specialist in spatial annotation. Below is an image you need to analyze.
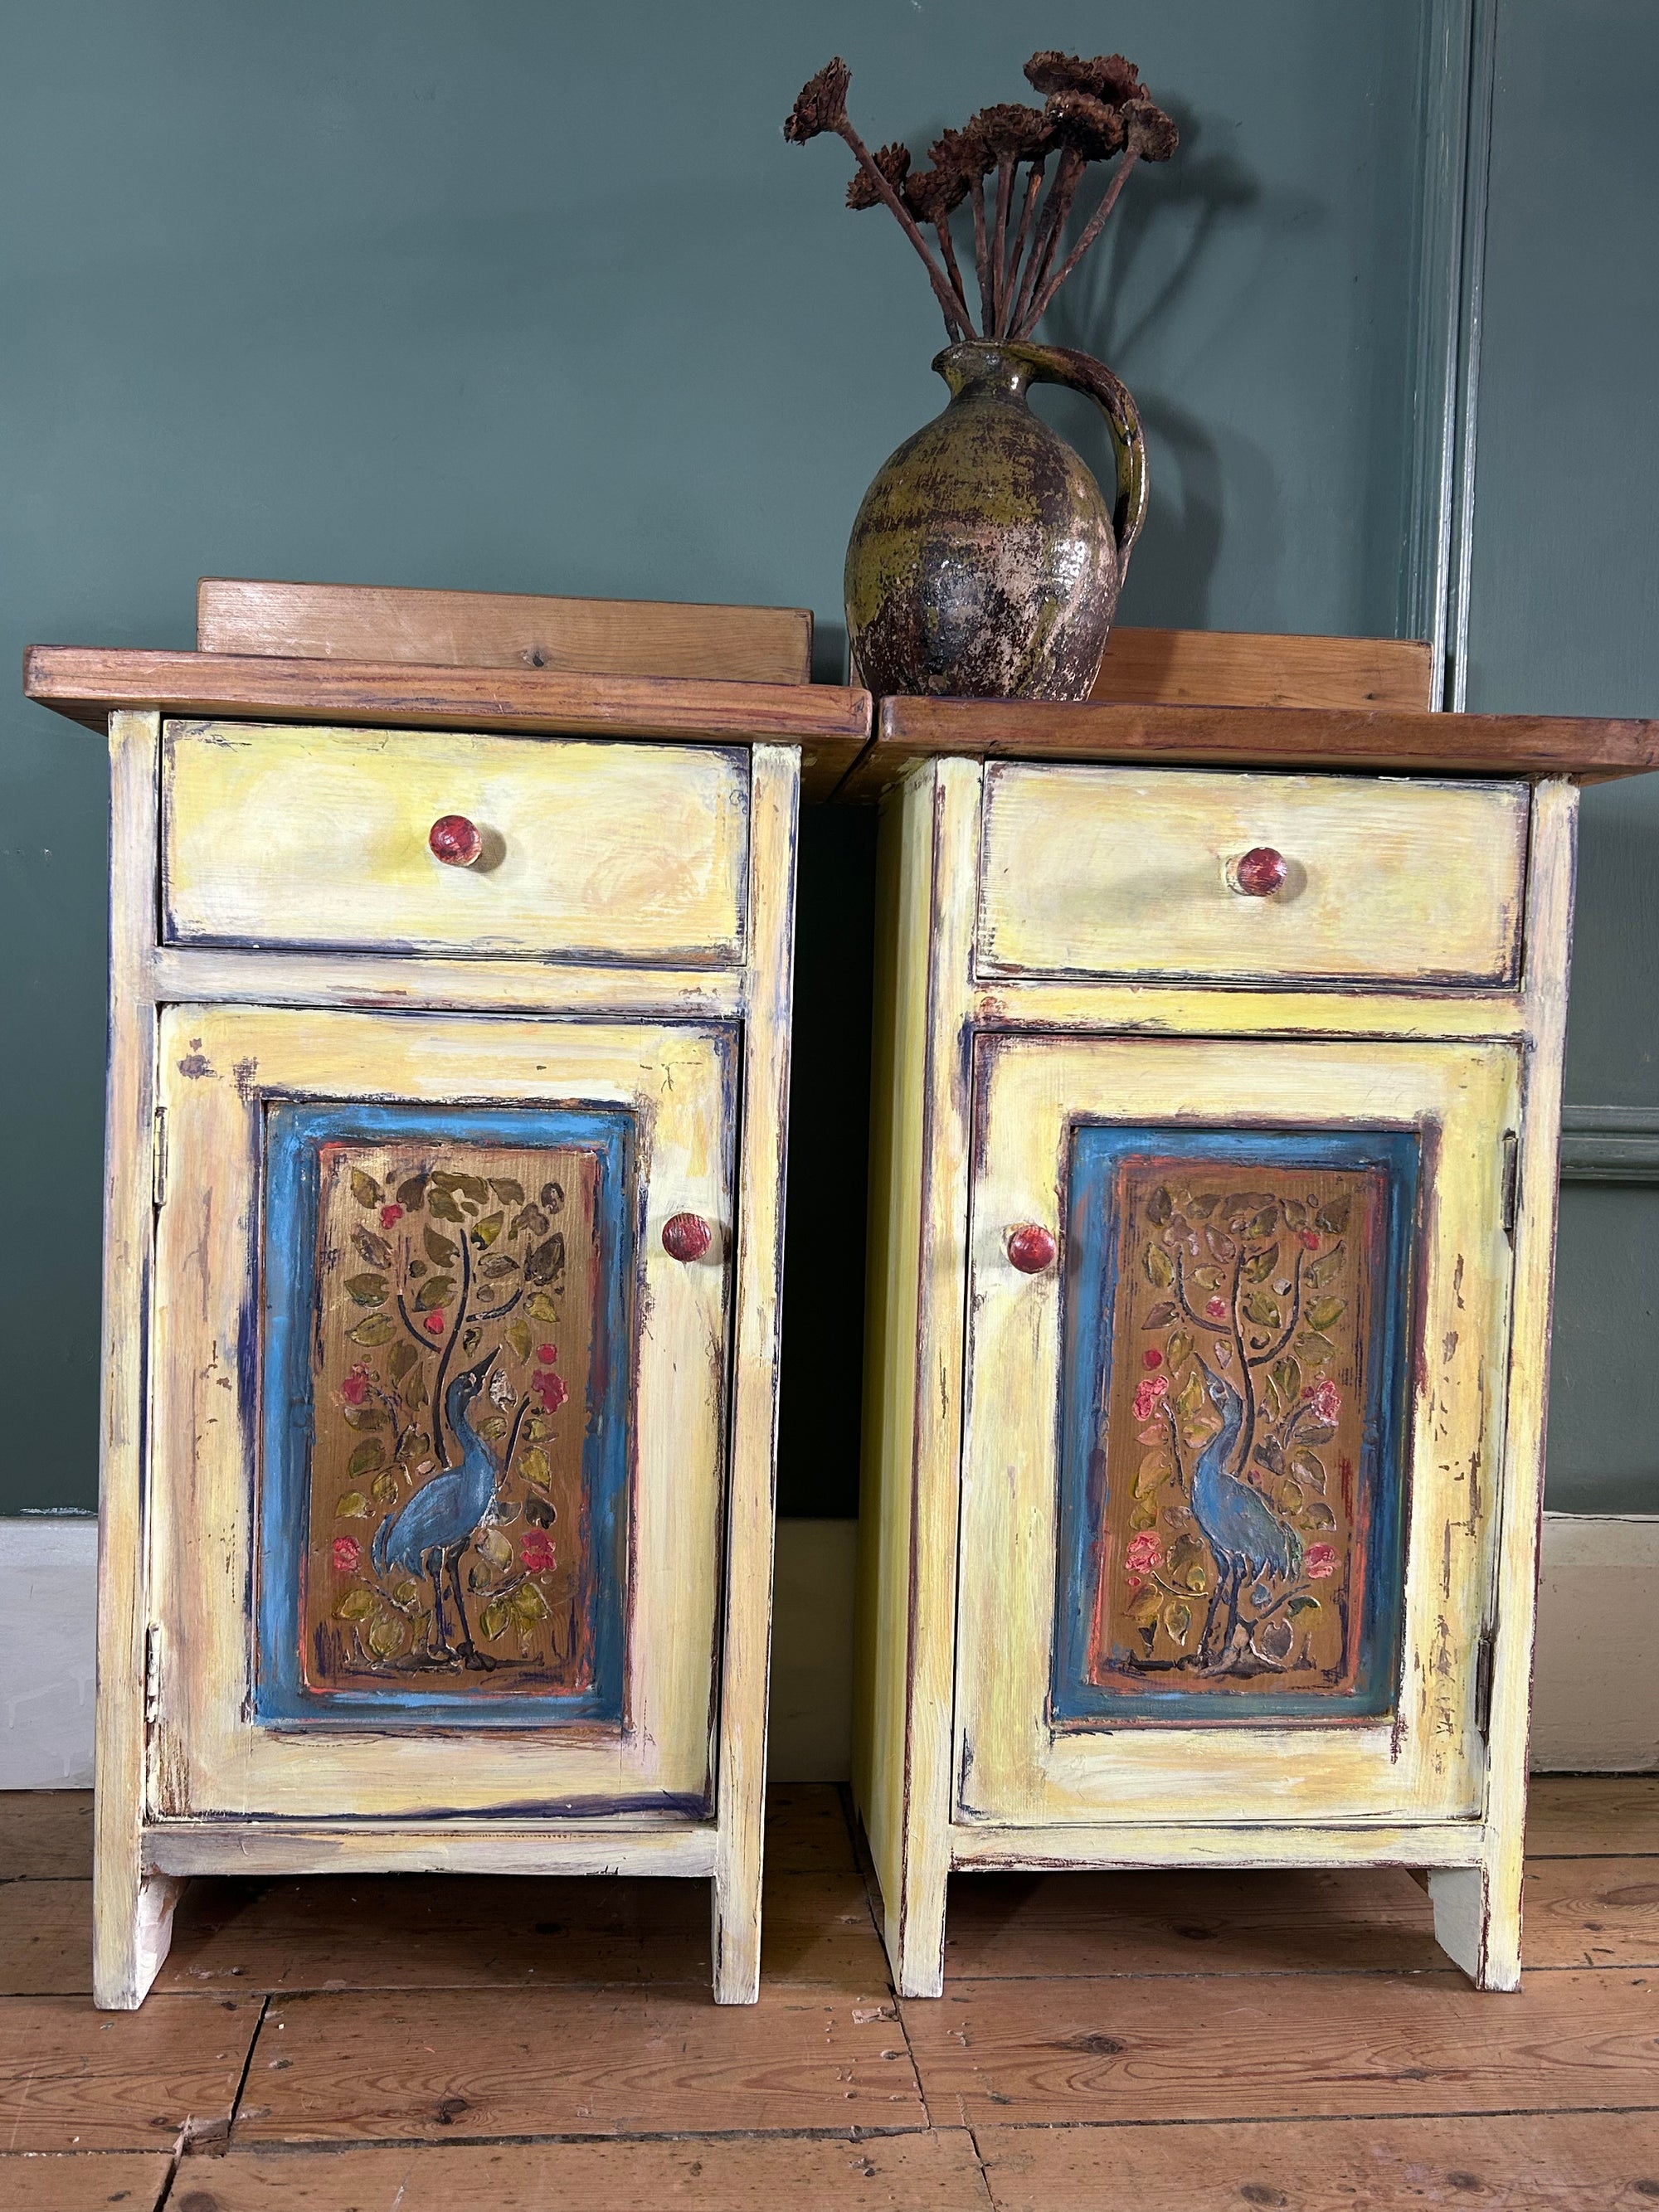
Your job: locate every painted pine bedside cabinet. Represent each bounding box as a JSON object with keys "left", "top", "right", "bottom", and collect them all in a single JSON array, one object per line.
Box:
[
  {"left": 27, "top": 586, "right": 873, "bottom": 2009},
  {"left": 843, "top": 631, "right": 1659, "bottom": 1999}
]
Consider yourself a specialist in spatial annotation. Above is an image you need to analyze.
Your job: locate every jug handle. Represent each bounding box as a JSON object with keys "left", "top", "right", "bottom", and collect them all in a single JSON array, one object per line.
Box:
[{"left": 1012, "top": 343, "right": 1149, "bottom": 581}]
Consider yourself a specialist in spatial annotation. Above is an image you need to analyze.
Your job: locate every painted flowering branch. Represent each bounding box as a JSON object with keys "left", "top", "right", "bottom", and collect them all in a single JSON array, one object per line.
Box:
[{"left": 784, "top": 50, "right": 1176, "bottom": 345}]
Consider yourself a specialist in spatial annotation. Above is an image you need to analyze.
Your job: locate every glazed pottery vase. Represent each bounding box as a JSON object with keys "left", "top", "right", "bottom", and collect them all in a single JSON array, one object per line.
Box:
[{"left": 844, "top": 339, "right": 1147, "bottom": 700}]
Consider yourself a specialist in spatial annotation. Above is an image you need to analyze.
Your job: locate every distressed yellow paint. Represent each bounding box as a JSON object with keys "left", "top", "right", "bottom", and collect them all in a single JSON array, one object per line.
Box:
[
  {"left": 163, "top": 720, "right": 750, "bottom": 966},
  {"left": 955, "top": 1033, "right": 1517, "bottom": 1830},
  {"left": 148, "top": 1005, "right": 731, "bottom": 1824},
  {"left": 976, "top": 764, "right": 1529, "bottom": 987},
  {"left": 856, "top": 755, "right": 1577, "bottom": 1999}
]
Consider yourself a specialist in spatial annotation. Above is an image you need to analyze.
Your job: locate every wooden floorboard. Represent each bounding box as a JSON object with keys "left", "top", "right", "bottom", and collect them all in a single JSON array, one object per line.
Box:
[
  {"left": 5, "top": 1778, "right": 1659, "bottom": 2206},
  {"left": 164, "top": 2132, "right": 990, "bottom": 2209},
  {"left": 0, "top": 1992, "right": 261, "bottom": 2151},
  {"left": 974, "top": 2112, "right": 1659, "bottom": 2211},
  {"left": 0, "top": 2151, "right": 176, "bottom": 2209},
  {"left": 902, "top": 1969, "right": 1659, "bottom": 2127}
]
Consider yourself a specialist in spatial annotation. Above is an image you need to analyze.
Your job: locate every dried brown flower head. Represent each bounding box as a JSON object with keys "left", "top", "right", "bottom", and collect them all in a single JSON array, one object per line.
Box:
[
  {"left": 1121, "top": 97, "right": 1179, "bottom": 161},
  {"left": 847, "top": 140, "right": 912, "bottom": 211},
  {"left": 783, "top": 57, "right": 850, "bottom": 143},
  {"left": 1045, "top": 90, "right": 1127, "bottom": 162},
  {"left": 929, "top": 121, "right": 995, "bottom": 182},
  {"left": 1024, "top": 50, "right": 1142, "bottom": 105},
  {"left": 902, "top": 164, "right": 970, "bottom": 223},
  {"left": 969, "top": 101, "right": 1053, "bottom": 164}
]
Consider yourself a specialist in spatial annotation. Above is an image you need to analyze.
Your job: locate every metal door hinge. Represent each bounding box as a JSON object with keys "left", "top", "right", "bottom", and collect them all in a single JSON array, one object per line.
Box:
[
  {"left": 1500, "top": 1130, "right": 1520, "bottom": 1240},
  {"left": 152, "top": 1108, "right": 168, "bottom": 1209},
  {"left": 144, "top": 1625, "right": 162, "bottom": 1724},
  {"left": 1473, "top": 1625, "right": 1496, "bottom": 1737}
]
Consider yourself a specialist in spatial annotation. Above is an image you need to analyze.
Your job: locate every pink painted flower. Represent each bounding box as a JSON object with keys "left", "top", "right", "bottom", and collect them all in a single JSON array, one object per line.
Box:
[
  {"left": 533, "top": 1369, "right": 569, "bottom": 1412},
  {"left": 1126, "top": 1575, "right": 1145, "bottom": 1598},
  {"left": 1298, "top": 1228, "right": 1320, "bottom": 1250},
  {"left": 423, "top": 1310, "right": 445, "bottom": 1334},
  {"left": 1131, "top": 1373, "right": 1168, "bottom": 1422},
  {"left": 332, "top": 1536, "right": 362, "bottom": 1574},
  {"left": 1141, "top": 1347, "right": 1162, "bottom": 1369},
  {"left": 1305, "top": 1543, "right": 1338, "bottom": 1580},
  {"left": 340, "top": 1363, "right": 371, "bottom": 1406},
  {"left": 536, "top": 1343, "right": 558, "bottom": 1366},
  {"left": 1206, "top": 1296, "right": 1228, "bottom": 1320},
  {"left": 520, "top": 1529, "right": 557, "bottom": 1574},
  {"left": 1306, "top": 1379, "right": 1342, "bottom": 1425},
  {"left": 381, "top": 1204, "right": 404, "bottom": 1229},
  {"left": 1124, "top": 1531, "right": 1162, "bottom": 1577}
]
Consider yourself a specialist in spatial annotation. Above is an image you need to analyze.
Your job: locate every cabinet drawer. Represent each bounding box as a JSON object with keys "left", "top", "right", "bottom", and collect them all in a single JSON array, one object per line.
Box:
[
  {"left": 162, "top": 720, "right": 750, "bottom": 965},
  {"left": 976, "top": 765, "right": 1528, "bottom": 988}
]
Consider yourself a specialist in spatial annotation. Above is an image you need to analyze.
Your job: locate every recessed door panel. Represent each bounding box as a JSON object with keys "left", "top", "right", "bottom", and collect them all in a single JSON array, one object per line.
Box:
[
  {"left": 954, "top": 1033, "right": 1517, "bottom": 1830},
  {"left": 149, "top": 1005, "right": 733, "bottom": 1822}
]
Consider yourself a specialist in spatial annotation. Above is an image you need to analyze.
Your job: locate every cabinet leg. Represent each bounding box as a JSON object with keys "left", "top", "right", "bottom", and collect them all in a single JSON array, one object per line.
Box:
[
  {"left": 95, "top": 1860, "right": 183, "bottom": 2011},
  {"left": 711, "top": 1869, "right": 761, "bottom": 2005},
  {"left": 883, "top": 1860, "right": 947, "bottom": 2000},
  {"left": 1428, "top": 1861, "right": 1521, "bottom": 1991}
]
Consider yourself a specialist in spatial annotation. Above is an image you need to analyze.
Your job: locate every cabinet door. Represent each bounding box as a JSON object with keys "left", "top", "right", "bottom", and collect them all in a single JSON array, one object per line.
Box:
[
  {"left": 148, "top": 1004, "right": 733, "bottom": 1822},
  {"left": 955, "top": 1033, "right": 1518, "bottom": 1830}
]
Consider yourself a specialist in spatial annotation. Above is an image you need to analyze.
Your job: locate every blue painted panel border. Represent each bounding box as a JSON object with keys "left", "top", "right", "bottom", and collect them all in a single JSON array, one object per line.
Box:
[
  {"left": 1051, "top": 1124, "right": 1421, "bottom": 1727},
  {"left": 256, "top": 1100, "right": 633, "bottom": 1729}
]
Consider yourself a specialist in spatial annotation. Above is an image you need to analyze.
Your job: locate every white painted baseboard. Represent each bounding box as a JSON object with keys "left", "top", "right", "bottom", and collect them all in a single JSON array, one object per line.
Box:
[
  {"left": 0, "top": 1516, "right": 96, "bottom": 1786},
  {"left": 0, "top": 1510, "right": 1650, "bottom": 1791}
]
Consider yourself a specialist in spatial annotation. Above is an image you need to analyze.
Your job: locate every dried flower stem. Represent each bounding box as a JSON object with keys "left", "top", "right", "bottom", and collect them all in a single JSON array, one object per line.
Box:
[
  {"left": 836, "top": 115, "right": 976, "bottom": 336},
  {"left": 1011, "top": 146, "right": 1083, "bottom": 337},
  {"left": 1024, "top": 148, "right": 1141, "bottom": 330},
  {"left": 968, "top": 177, "right": 992, "bottom": 333},
  {"left": 934, "top": 220, "right": 972, "bottom": 333},
  {"left": 1000, "top": 158, "right": 1046, "bottom": 338},
  {"left": 989, "top": 158, "right": 1015, "bottom": 335}
]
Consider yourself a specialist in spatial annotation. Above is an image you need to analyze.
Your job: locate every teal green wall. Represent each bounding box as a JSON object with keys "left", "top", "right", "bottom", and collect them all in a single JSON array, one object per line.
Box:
[
  {"left": 0, "top": 1, "right": 1599, "bottom": 1515},
  {"left": 1463, "top": 2, "right": 1659, "bottom": 1511}
]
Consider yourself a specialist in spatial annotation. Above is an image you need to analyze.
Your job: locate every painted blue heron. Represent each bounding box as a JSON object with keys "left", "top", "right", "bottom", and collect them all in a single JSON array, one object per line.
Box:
[
  {"left": 371, "top": 1347, "right": 500, "bottom": 1668},
  {"left": 1191, "top": 1366, "right": 1302, "bottom": 1663}
]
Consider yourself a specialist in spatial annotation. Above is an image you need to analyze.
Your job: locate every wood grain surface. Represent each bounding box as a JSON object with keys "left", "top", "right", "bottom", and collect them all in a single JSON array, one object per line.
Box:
[
  {"left": 197, "top": 577, "right": 815, "bottom": 686},
  {"left": 0, "top": 1993, "right": 260, "bottom": 2151},
  {"left": 1529, "top": 1775, "right": 1659, "bottom": 1855},
  {"left": 22, "top": 648, "right": 869, "bottom": 800},
  {"left": 0, "top": 1795, "right": 92, "bottom": 1880},
  {"left": 838, "top": 691, "right": 1659, "bottom": 799},
  {"left": 1092, "top": 625, "right": 1435, "bottom": 712},
  {"left": 233, "top": 1985, "right": 921, "bottom": 2141},
  {"left": 0, "top": 2152, "right": 175, "bottom": 2210},
  {"left": 158, "top": 2133, "right": 987, "bottom": 2210},
  {"left": 975, "top": 2112, "right": 1659, "bottom": 2212},
  {"left": 901, "top": 1968, "right": 1659, "bottom": 2125}
]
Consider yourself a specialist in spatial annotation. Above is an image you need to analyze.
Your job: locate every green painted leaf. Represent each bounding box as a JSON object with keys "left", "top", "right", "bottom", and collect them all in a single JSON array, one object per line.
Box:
[
  {"left": 424, "top": 1228, "right": 458, "bottom": 1265},
  {"left": 1247, "top": 1203, "right": 1280, "bottom": 1238},
  {"left": 1304, "top": 1243, "right": 1345, "bottom": 1289},
  {"left": 388, "top": 1341, "right": 418, "bottom": 1383},
  {"left": 479, "top": 1597, "right": 513, "bottom": 1641},
  {"left": 335, "top": 1588, "right": 376, "bottom": 1621},
  {"left": 1314, "top": 1194, "right": 1352, "bottom": 1234},
  {"left": 395, "top": 1171, "right": 427, "bottom": 1212},
  {"left": 1301, "top": 1499, "right": 1336, "bottom": 1529},
  {"left": 476, "top": 1526, "right": 513, "bottom": 1569},
  {"left": 1191, "top": 1266, "right": 1224, "bottom": 1293},
  {"left": 1134, "top": 1453, "right": 1173, "bottom": 1498},
  {"left": 1206, "top": 1227, "right": 1238, "bottom": 1262},
  {"left": 1162, "top": 1600, "right": 1192, "bottom": 1641},
  {"left": 1127, "top": 1585, "right": 1163, "bottom": 1626},
  {"left": 1282, "top": 1197, "right": 1307, "bottom": 1228},
  {"left": 335, "top": 1490, "right": 370, "bottom": 1519},
  {"left": 1166, "top": 1330, "right": 1193, "bottom": 1371},
  {"left": 1242, "top": 1243, "right": 1280, "bottom": 1282},
  {"left": 401, "top": 1366, "right": 427, "bottom": 1409},
  {"left": 1294, "top": 1331, "right": 1336, "bottom": 1366},
  {"left": 352, "top": 1228, "right": 393, "bottom": 1269},
  {"left": 1287, "top": 1594, "right": 1321, "bottom": 1616},
  {"left": 1186, "top": 1193, "right": 1219, "bottom": 1221},
  {"left": 476, "top": 1412, "right": 508, "bottom": 1441},
  {"left": 1272, "top": 1356, "right": 1301, "bottom": 1405},
  {"left": 428, "top": 1188, "right": 463, "bottom": 1222},
  {"left": 478, "top": 1253, "right": 518, "bottom": 1280},
  {"left": 489, "top": 1178, "right": 524, "bottom": 1205},
  {"left": 344, "top": 1272, "right": 387, "bottom": 1307},
  {"left": 524, "top": 1233, "right": 565, "bottom": 1286},
  {"left": 370, "top": 1468, "right": 399, "bottom": 1505},
  {"left": 1242, "top": 1291, "right": 1281, "bottom": 1330},
  {"left": 540, "top": 1181, "right": 566, "bottom": 1215},
  {"left": 414, "top": 1274, "right": 455, "bottom": 1311},
  {"left": 392, "top": 1579, "right": 424, "bottom": 1611},
  {"left": 347, "top": 1439, "right": 385, "bottom": 1479},
  {"left": 524, "top": 1291, "right": 559, "bottom": 1323},
  {"left": 1142, "top": 1242, "right": 1174, "bottom": 1289},
  {"left": 348, "top": 1315, "right": 396, "bottom": 1347},
  {"left": 349, "top": 1169, "right": 382, "bottom": 1208},
  {"left": 343, "top": 1403, "right": 388, "bottom": 1431},
  {"left": 1145, "top": 1185, "right": 1173, "bottom": 1226},
  {"left": 505, "top": 1316, "right": 533, "bottom": 1362},
  {"left": 523, "top": 1414, "right": 551, "bottom": 1442},
  {"left": 1143, "top": 1300, "right": 1178, "bottom": 1329},
  {"left": 471, "top": 1211, "right": 504, "bottom": 1248},
  {"left": 1299, "top": 1422, "right": 1336, "bottom": 1447},
  {"left": 509, "top": 1203, "right": 548, "bottom": 1240},
  {"left": 1307, "top": 1297, "right": 1345, "bottom": 1332},
  {"left": 520, "top": 1446, "right": 551, "bottom": 1485},
  {"left": 510, "top": 1579, "right": 551, "bottom": 1625}
]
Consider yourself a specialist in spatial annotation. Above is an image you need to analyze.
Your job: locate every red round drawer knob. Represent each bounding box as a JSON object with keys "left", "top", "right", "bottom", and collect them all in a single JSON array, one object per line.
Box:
[
  {"left": 662, "top": 1212, "right": 713, "bottom": 1263},
  {"left": 1231, "top": 845, "right": 1288, "bottom": 897},
  {"left": 1007, "top": 1223, "right": 1057, "bottom": 1274},
  {"left": 429, "top": 814, "right": 484, "bottom": 868}
]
